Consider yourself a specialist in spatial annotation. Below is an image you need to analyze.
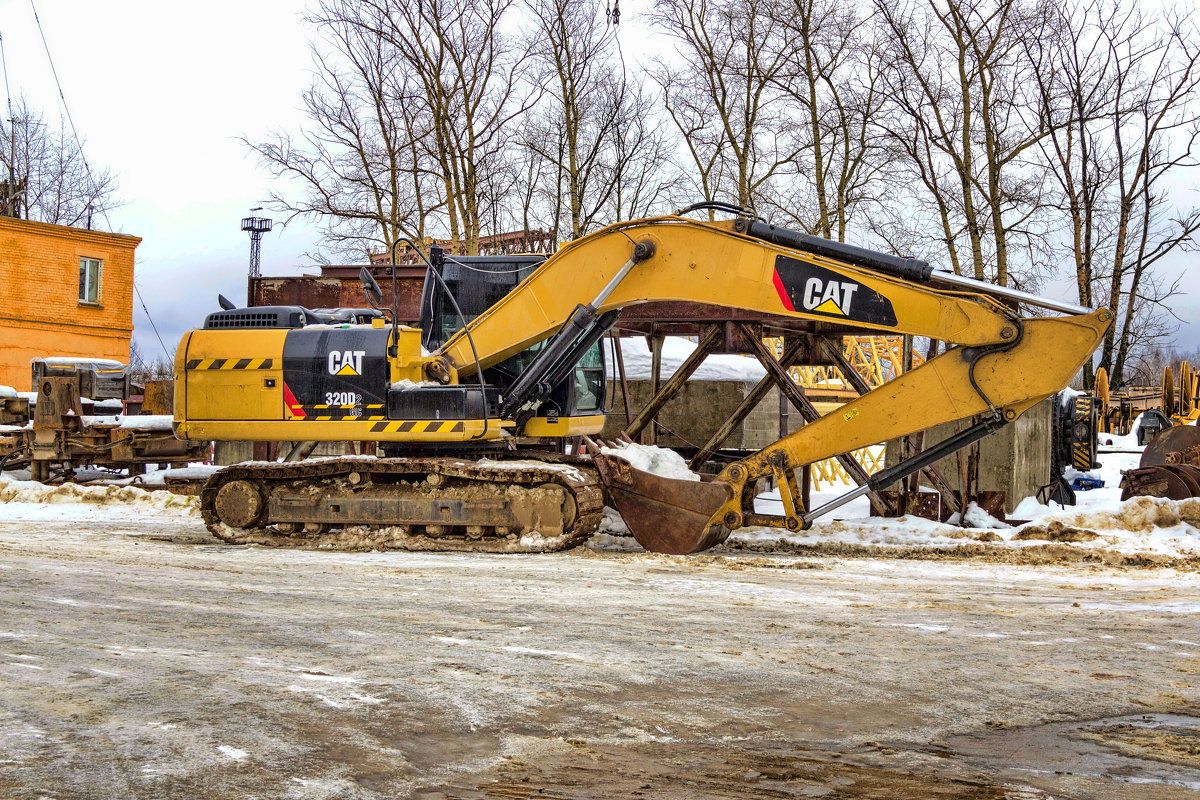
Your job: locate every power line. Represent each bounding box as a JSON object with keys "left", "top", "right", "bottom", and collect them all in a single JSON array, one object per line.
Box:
[
  {"left": 29, "top": 0, "right": 172, "bottom": 362},
  {"left": 134, "top": 280, "right": 171, "bottom": 361},
  {"left": 0, "top": 32, "right": 14, "bottom": 159},
  {"left": 29, "top": 0, "right": 98, "bottom": 210}
]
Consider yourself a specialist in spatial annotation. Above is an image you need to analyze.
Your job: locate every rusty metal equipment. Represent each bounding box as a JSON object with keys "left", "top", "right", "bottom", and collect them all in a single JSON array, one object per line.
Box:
[
  {"left": 2, "top": 376, "right": 208, "bottom": 482},
  {"left": 1120, "top": 425, "right": 1200, "bottom": 501},
  {"left": 1093, "top": 367, "right": 1163, "bottom": 436},
  {"left": 30, "top": 358, "right": 131, "bottom": 401}
]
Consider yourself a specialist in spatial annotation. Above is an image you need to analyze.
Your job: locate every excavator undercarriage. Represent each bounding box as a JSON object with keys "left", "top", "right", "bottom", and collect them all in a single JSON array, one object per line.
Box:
[{"left": 202, "top": 455, "right": 604, "bottom": 553}]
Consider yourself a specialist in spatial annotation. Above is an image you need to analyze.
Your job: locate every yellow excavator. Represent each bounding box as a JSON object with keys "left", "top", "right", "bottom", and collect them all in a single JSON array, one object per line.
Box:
[{"left": 174, "top": 206, "right": 1110, "bottom": 554}]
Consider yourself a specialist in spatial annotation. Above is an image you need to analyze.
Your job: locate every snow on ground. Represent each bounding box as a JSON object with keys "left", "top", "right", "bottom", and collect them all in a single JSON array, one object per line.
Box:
[
  {"left": 0, "top": 472, "right": 198, "bottom": 522},
  {"left": 2, "top": 415, "right": 1198, "bottom": 564},
  {"left": 604, "top": 336, "right": 766, "bottom": 381},
  {"left": 601, "top": 424, "right": 1200, "bottom": 564}
]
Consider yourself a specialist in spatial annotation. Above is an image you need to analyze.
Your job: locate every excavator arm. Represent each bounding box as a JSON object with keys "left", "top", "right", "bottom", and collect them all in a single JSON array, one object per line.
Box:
[{"left": 430, "top": 214, "right": 1110, "bottom": 553}]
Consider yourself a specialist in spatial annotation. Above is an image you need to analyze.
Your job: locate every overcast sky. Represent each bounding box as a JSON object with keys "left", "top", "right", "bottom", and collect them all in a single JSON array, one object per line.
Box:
[
  {"left": 0, "top": 0, "right": 1195, "bottom": 365},
  {"left": 0, "top": 0, "right": 322, "bottom": 362}
]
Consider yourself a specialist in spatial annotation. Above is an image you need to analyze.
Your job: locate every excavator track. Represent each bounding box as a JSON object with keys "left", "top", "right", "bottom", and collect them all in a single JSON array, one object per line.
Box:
[{"left": 200, "top": 455, "right": 604, "bottom": 553}]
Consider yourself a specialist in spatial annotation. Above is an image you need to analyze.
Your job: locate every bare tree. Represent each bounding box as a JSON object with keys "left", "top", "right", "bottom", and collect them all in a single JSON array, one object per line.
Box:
[
  {"left": 1033, "top": 0, "right": 1200, "bottom": 386},
  {"left": 244, "top": 13, "right": 437, "bottom": 262},
  {"left": 766, "top": 0, "right": 889, "bottom": 240},
  {"left": 605, "top": 80, "right": 685, "bottom": 221},
  {"left": 650, "top": 0, "right": 800, "bottom": 211},
  {"left": 335, "top": 0, "right": 536, "bottom": 255},
  {"left": 522, "top": 0, "right": 622, "bottom": 239},
  {"left": 0, "top": 96, "right": 118, "bottom": 228},
  {"left": 873, "top": 0, "right": 1055, "bottom": 285}
]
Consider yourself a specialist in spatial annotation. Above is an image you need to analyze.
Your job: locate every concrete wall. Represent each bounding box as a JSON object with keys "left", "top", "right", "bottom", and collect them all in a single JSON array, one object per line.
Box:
[
  {"left": 0, "top": 217, "right": 141, "bottom": 391},
  {"left": 602, "top": 379, "right": 803, "bottom": 450},
  {"left": 884, "top": 397, "right": 1053, "bottom": 513}
]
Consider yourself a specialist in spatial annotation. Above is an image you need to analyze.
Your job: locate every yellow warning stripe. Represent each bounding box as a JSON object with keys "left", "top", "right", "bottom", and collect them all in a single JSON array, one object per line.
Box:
[
  {"left": 292, "top": 408, "right": 392, "bottom": 422},
  {"left": 186, "top": 358, "right": 274, "bottom": 371},
  {"left": 368, "top": 420, "right": 465, "bottom": 434}
]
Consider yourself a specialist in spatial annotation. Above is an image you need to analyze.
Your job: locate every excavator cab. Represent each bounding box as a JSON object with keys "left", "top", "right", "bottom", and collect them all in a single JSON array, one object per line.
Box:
[{"left": 417, "top": 247, "right": 606, "bottom": 432}]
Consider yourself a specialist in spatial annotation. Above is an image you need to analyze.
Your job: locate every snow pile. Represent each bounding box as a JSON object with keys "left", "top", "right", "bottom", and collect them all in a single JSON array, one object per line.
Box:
[
  {"left": 0, "top": 385, "right": 16, "bottom": 398},
  {"left": 78, "top": 415, "right": 174, "bottom": 430},
  {"left": 1097, "top": 413, "right": 1146, "bottom": 449},
  {"left": 953, "top": 502, "right": 1011, "bottom": 529},
  {"left": 105, "top": 465, "right": 222, "bottom": 487},
  {"left": 727, "top": 436, "right": 1200, "bottom": 561},
  {"left": 119, "top": 415, "right": 173, "bottom": 430},
  {"left": 605, "top": 336, "right": 766, "bottom": 382},
  {"left": 725, "top": 499, "right": 1200, "bottom": 562},
  {"left": 0, "top": 473, "right": 198, "bottom": 520},
  {"left": 473, "top": 458, "right": 590, "bottom": 484},
  {"left": 37, "top": 357, "right": 124, "bottom": 367},
  {"left": 391, "top": 379, "right": 439, "bottom": 390},
  {"left": 599, "top": 442, "right": 700, "bottom": 481}
]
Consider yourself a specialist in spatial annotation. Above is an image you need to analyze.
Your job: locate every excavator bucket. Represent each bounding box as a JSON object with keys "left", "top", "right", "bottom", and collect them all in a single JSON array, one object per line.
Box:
[{"left": 592, "top": 452, "right": 736, "bottom": 555}]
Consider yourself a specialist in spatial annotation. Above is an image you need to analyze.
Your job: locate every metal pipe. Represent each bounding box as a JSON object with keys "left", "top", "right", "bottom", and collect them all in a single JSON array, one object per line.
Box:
[
  {"left": 283, "top": 441, "right": 319, "bottom": 462},
  {"left": 930, "top": 271, "right": 1090, "bottom": 315},
  {"left": 592, "top": 240, "right": 654, "bottom": 308},
  {"left": 803, "top": 484, "right": 871, "bottom": 524}
]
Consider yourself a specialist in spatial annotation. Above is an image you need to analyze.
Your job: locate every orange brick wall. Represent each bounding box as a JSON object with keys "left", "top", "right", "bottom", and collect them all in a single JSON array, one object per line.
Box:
[{"left": 0, "top": 217, "right": 141, "bottom": 391}]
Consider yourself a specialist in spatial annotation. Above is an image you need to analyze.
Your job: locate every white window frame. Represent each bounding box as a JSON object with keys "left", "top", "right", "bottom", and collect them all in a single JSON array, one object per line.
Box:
[{"left": 79, "top": 257, "right": 102, "bottom": 305}]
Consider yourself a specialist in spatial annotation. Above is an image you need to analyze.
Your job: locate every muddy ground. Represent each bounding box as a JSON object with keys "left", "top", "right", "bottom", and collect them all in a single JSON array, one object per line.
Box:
[{"left": 0, "top": 518, "right": 1197, "bottom": 799}]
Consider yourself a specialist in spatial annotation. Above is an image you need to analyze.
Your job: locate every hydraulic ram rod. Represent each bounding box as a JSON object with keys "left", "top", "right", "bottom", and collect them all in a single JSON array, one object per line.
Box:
[
  {"left": 801, "top": 415, "right": 1008, "bottom": 525},
  {"left": 929, "top": 271, "right": 1090, "bottom": 316}
]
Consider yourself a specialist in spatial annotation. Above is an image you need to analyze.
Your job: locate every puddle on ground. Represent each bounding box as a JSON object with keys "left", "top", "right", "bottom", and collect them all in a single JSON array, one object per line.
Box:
[
  {"left": 947, "top": 713, "right": 1200, "bottom": 795},
  {"left": 425, "top": 741, "right": 1055, "bottom": 799}
]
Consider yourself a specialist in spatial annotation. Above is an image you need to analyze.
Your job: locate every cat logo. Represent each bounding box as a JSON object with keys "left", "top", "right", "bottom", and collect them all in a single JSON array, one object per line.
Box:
[
  {"left": 328, "top": 350, "right": 366, "bottom": 376},
  {"left": 772, "top": 256, "right": 898, "bottom": 327},
  {"left": 802, "top": 278, "right": 858, "bottom": 316}
]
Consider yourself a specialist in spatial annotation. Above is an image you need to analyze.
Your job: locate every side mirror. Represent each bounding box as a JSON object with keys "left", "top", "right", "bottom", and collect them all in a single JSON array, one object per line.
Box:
[
  {"left": 218, "top": 294, "right": 236, "bottom": 310},
  {"left": 359, "top": 267, "right": 384, "bottom": 308}
]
